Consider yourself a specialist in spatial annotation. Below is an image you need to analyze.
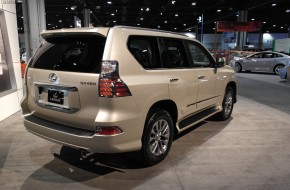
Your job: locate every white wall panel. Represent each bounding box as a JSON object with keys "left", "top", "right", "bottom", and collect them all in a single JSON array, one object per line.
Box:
[
  {"left": 4, "top": 11, "right": 20, "bottom": 63},
  {"left": 0, "top": 92, "right": 20, "bottom": 121},
  {"left": 2, "top": 0, "right": 16, "bottom": 14}
]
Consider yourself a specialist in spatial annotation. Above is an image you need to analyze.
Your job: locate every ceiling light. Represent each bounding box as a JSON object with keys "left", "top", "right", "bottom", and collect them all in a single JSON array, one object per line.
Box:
[
  {"left": 111, "top": 13, "right": 115, "bottom": 16},
  {"left": 48, "top": 23, "right": 51, "bottom": 25},
  {"left": 281, "top": 26, "right": 284, "bottom": 29},
  {"left": 251, "top": 18, "right": 255, "bottom": 21},
  {"left": 59, "top": 20, "right": 62, "bottom": 22},
  {"left": 174, "top": 28, "right": 177, "bottom": 30},
  {"left": 160, "top": 12, "right": 163, "bottom": 15},
  {"left": 192, "top": 2, "right": 196, "bottom": 6},
  {"left": 214, "top": 21, "right": 216, "bottom": 23},
  {"left": 66, "top": 7, "right": 68, "bottom": 10},
  {"left": 213, "top": 28, "right": 215, "bottom": 30},
  {"left": 286, "top": 10, "right": 290, "bottom": 13},
  {"left": 175, "top": 14, "right": 178, "bottom": 17},
  {"left": 267, "top": 31, "right": 269, "bottom": 33},
  {"left": 141, "top": 8, "right": 143, "bottom": 11},
  {"left": 236, "top": 14, "right": 239, "bottom": 17},
  {"left": 263, "top": 21, "right": 266, "bottom": 24},
  {"left": 70, "top": 25, "right": 73, "bottom": 28},
  {"left": 172, "top": 1, "right": 176, "bottom": 5},
  {"left": 164, "top": 20, "right": 167, "bottom": 23},
  {"left": 217, "top": 9, "right": 221, "bottom": 12},
  {"left": 146, "top": 7, "right": 150, "bottom": 11},
  {"left": 137, "top": 24, "right": 140, "bottom": 26},
  {"left": 113, "top": 20, "right": 116, "bottom": 23},
  {"left": 272, "top": 3, "right": 276, "bottom": 6},
  {"left": 183, "top": 23, "right": 186, "bottom": 26},
  {"left": 140, "top": 17, "right": 144, "bottom": 20},
  {"left": 158, "top": 26, "right": 160, "bottom": 28},
  {"left": 71, "top": 5, "right": 77, "bottom": 10},
  {"left": 189, "top": 29, "right": 191, "bottom": 31},
  {"left": 273, "top": 25, "right": 276, "bottom": 27},
  {"left": 107, "top": 1, "right": 112, "bottom": 4}
]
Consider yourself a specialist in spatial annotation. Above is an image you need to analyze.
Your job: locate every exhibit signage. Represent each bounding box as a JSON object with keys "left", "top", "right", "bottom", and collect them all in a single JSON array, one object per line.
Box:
[{"left": 217, "top": 21, "right": 262, "bottom": 32}]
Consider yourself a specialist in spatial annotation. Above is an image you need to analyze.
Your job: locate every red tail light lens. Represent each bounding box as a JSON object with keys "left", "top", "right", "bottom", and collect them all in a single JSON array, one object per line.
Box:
[
  {"left": 99, "top": 61, "right": 131, "bottom": 98},
  {"left": 95, "top": 126, "right": 123, "bottom": 135}
]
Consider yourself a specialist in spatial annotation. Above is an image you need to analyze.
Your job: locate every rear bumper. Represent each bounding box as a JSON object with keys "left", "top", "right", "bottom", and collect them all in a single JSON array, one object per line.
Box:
[{"left": 23, "top": 114, "right": 142, "bottom": 153}]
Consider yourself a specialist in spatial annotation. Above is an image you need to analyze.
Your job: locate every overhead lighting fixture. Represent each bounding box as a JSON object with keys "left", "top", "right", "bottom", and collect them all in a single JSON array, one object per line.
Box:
[
  {"left": 48, "top": 23, "right": 51, "bottom": 25},
  {"left": 146, "top": 7, "right": 150, "bottom": 11},
  {"left": 267, "top": 31, "right": 269, "bottom": 33},
  {"left": 273, "top": 24, "right": 276, "bottom": 27},
  {"left": 192, "top": 2, "right": 196, "bottom": 6},
  {"left": 236, "top": 14, "right": 239, "bottom": 17},
  {"left": 107, "top": 1, "right": 112, "bottom": 4},
  {"left": 66, "top": 7, "right": 68, "bottom": 10},
  {"left": 272, "top": 3, "right": 276, "bottom": 6},
  {"left": 251, "top": 18, "right": 255, "bottom": 21},
  {"left": 183, "top": 23, "right": 186, "bottom": 26},
  {"left": 175, "top": 14, "right": 178, "bottom": 17},
  {"left": 160, "top": 12, "right": 163, "bottom": 15},
  {"left": 286, "top": 10, "right": 290, "bottom": 13},
  {"left": 164, "top": 20, "right": 167, "bottom": 23},
  {"left": 137, "top": 23, "right": 140, "bottom": 26},
  {"left": 158, "top": 26, "right": 160, "bottom": 28},
  {"left": 172, "top": 1, "right": 176, "bottom": 5},
  {"left": 217, "top": 9, "right": 221, "bottom": 12},
  {"left": 140, "top": 17, "right": 144, "bottom": 20},
  {"left": 213, "top": 28, "right": 215, "bottom": 30},
  {"left": 189, "top": 29, "right": 191, "bottom": 31},
  {"left": 70, "top": 25, "right": 73, "bottom": 28},
  {"left": 111, "top": 13, "right": 115, "bottom": 16},
  {"left": 174, "top": 28, "right": 177, "bottom": 30},
  {"left": 141, "top": 8, "right": 143, "bottom": 11},
  {"left": 59, "top": 20, "right": 62, "bottom": 23},
  {"left": 263, "top": 21, "right": 267, "bottom": 24},
  {"left": 281, "top": 26, "right": 284, "bottom": 29},
  {"left": 113, "top": 20, "right": 116, "bottom": 23},
  {"left": 71, "top": 5, "right": 77, "bottom": 10}
]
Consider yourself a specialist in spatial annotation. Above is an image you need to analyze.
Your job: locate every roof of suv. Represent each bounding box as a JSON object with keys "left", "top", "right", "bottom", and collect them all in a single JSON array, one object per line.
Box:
[{"left": 40, "top": 26, "right": 190, "bottom": 40}]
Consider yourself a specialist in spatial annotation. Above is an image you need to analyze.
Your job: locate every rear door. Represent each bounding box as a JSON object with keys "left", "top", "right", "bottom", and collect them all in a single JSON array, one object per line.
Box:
[
  {"left": 26, "top": 34, "right": 106, "bottom": 131},
  {"left": 159, "top": 38, "right": 199, "bottom": 119}
]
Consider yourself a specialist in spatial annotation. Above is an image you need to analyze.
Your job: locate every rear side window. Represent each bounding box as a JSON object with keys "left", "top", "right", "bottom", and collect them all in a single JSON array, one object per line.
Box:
[
  {"left": 32, "top": 36, "right": 106, "bottom": 73},
  {"left": 128, "top": 36, "right": 161, "bottom": 69},
  {"left": 161, "top": 38, "right": 189, "bottom": 68}
]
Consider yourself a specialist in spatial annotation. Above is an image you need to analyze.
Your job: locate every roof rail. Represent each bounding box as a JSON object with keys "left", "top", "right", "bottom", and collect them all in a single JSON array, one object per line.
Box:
[{"left": 113, "top": 25, "right": 188, "bottom": 37}]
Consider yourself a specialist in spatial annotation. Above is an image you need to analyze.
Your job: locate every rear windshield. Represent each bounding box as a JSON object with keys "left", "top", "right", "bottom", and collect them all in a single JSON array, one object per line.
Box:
[{"left": 31, "top": 35, "right": 106, "bottom": 73}]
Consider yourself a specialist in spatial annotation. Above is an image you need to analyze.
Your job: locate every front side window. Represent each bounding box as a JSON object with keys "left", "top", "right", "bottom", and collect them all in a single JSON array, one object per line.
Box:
[
  {"left": 185, "top": 41, "right": 213, "bottom": 68},
  {"left": 251, "top": 53, "right": 263, "bottom": 59},
  {"left": 32, "top": 36, "right": 106, "bottom": 73},
  {"left": 128, "top": 36, "right": 160, "bottom": 69}
]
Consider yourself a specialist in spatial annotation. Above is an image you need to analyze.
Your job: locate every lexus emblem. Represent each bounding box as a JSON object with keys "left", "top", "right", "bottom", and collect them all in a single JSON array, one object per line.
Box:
[{"left": 48, "top": 73, "right": 58, "bottom": 82}]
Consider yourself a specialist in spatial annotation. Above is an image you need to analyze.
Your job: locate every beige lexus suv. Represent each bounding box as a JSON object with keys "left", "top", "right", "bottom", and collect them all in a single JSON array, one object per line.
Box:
[{"left": 21, "top": 26, "right": 237, "bottom": 165}]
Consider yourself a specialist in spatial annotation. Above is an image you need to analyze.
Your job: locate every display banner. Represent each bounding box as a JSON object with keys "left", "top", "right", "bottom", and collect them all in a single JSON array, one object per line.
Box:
[{"left": 217, "top": 21, "right": 262, "bottom": 32}]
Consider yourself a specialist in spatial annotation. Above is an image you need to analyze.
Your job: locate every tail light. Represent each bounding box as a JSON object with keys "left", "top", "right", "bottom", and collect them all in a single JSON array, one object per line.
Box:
[{"left": 99, "top": 61, "right": 131, "bottom": 98}]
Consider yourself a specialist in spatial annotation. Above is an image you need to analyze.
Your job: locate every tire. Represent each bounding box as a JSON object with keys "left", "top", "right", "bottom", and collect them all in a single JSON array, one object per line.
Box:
[
  {"left": 274, "top": 64, "right": 285, "bottom": 75},
  {"left": 141, "top": 109, "right": 174, "bottom": 166},
  {"left": 214, "top": 87, "right": 234, "bottom": 121},
  {"left": 235, "top": 63, "right": 242, "bottom": 72}
]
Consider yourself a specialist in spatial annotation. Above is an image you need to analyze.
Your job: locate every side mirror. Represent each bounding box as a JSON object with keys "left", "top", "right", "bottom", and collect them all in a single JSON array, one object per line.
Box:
[{"left": 216, "top": 57, "right": 225, "bottom": 67}]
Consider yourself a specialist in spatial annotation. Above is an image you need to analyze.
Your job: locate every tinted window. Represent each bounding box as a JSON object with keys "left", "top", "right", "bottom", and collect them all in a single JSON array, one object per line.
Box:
[
  {"left": 185, "top": 41, "right": 212, "bottom": 68},
  {"left": 128, "top": 36, "right": 161, "bottom": 69},
  {"left": 161, "top": 38, "right": 189, "bottom": 68},
  {"left": 251, "top": 53, "right": 263, "bottom": 58},
  {"left": 32, "top": 36, "right": 106, "bottom": 73}
]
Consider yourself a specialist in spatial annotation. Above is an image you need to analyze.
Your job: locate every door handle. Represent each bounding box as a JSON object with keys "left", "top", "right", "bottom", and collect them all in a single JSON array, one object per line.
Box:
[
  {"left": 169, "top": 78, "right": 179, "bottom": 83},
  {"left": 198, "top": 75, "right": 205, "bottom": 80}
]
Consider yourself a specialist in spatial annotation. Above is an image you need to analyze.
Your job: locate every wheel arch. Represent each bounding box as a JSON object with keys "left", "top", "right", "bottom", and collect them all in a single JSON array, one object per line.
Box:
[
  {"left": 226, "top": 81, "right": 237, "bottom": 103},
  {"left": 147, "top": 100, "right": 178, "bottom": 133}
]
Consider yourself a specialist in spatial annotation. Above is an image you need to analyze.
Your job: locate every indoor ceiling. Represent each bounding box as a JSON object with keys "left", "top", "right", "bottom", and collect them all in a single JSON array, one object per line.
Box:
[{"left": 16, "top": 0, "right": 290, "bottom": 34}]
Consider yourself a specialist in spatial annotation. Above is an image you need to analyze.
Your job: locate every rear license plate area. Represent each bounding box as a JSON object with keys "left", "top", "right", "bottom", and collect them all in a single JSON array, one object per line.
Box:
[{"left": 48, "top": 89, "right": 64, "bottom": 105}]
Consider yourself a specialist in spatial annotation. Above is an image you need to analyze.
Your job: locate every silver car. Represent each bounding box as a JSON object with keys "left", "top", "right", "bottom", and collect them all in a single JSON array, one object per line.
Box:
[{"left": 233, "top": 51, "right": 290, "bottom": 74}]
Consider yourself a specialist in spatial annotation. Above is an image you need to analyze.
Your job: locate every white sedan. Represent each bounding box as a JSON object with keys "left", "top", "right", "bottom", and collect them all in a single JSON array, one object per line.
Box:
[{"left": 232, "top": 51, "right": 290, "bottom": 75}]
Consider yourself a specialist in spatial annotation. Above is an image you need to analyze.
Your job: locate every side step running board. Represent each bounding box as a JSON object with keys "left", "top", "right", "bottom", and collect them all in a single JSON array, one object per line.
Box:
[{"left": 179, "top": 107, "right": 219, "bottom": 129}]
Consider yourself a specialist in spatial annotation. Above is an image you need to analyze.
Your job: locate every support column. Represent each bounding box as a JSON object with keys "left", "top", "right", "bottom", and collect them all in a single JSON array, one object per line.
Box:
[
  {"left": 83, "top": 8, "right": 90, "bottom": 27},
  {"left": 22, "top": 0, "right": 31, "bottom": 61},
  {"left": 236, "top": 10, "right": 248, "bottom": 50},
  {"left": 27, "top": 0, "right": 46, "bottom": 55},
  {"left": 258, "top": 30, "right": 263, "bottom": 50}
]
